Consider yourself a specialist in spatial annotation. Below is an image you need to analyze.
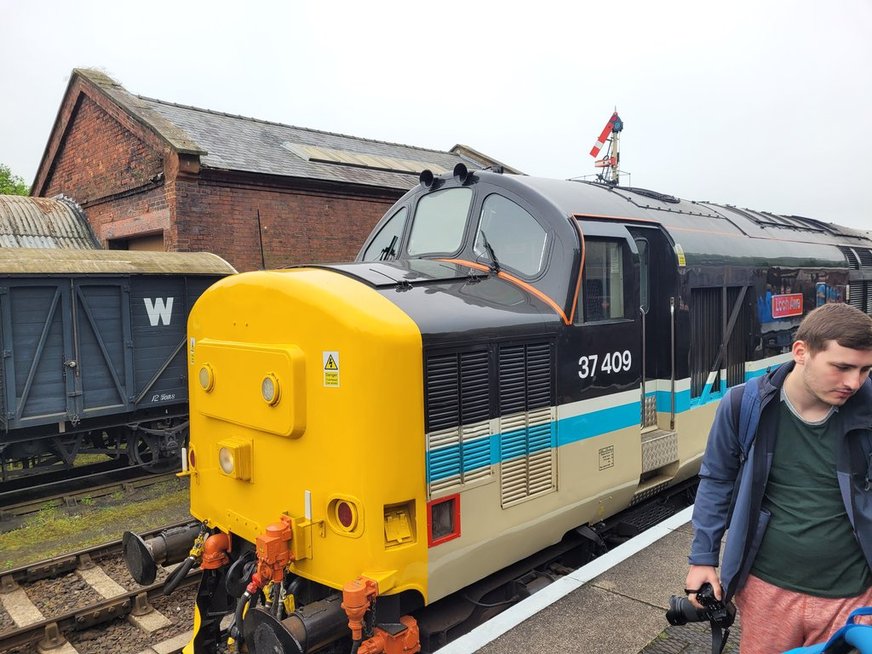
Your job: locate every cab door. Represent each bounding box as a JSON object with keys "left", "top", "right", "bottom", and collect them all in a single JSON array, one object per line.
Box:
[
  {"left": 568, "top": 220, "right": 640, "bottom": 404},
  {"left": 560, "top": 219, "right": 680, "bottom": 501},
  {"left": 626, "top": 225, "right": 679, "bottom": 432}
]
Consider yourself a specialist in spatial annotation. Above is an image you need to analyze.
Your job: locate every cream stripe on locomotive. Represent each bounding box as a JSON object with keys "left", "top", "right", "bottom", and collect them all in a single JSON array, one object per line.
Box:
[
  {"left": 424, "top": 353, "right": 793, "bottom": 601},
  {"left": 425, "top": 352, "right": 793, "bottom": 499}
]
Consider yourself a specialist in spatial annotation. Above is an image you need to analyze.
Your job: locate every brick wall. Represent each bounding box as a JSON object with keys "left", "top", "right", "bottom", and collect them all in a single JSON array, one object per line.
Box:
[
  {"left": 172, "top": 179, "right": 398, "bottom": 271},
  {"left": 36, "top": 77, "right": 403, "bottom": 268},
  {"left": 43, "top": 95, "right": 165, "bottom": 205},
  {"left": 86, "top": 186, "right": 171, "bottom": 244}
]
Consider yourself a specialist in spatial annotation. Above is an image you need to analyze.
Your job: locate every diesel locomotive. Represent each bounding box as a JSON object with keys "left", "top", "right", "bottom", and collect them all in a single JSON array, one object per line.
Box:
[
  {"left": 0, "top": 248, "right": 235, "bottom": 480},
  {"left": 124, "top": 166, "right": 872, "bottom": 654}
]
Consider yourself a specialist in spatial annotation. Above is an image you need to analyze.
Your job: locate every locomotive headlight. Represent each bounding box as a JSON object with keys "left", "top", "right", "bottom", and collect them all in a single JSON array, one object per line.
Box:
[
  {"left": 261, "top": 373, "right": 280, "bottom": 406},
  {"left": 217, "top": 438, "right": 252, "bottom": 481},
  {"left": 218, "top": 447, "right": 235, "bottom": 475},
  {"left": 198, "top": 364, "right": 215, "bottom": 392}
]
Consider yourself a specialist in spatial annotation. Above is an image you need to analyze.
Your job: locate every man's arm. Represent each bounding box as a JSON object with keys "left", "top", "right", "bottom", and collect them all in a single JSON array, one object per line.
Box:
[
  {"left": 687, "top": 388, "right": 745, "bottom": 605},
  {"left": 685, "top": 564, "right": 723, "bottom": 606}
]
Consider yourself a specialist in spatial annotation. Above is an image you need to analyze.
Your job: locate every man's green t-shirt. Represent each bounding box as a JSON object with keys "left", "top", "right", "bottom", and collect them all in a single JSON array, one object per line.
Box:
[{"left": 751, "top": 394, "right": 872, "bottom": 597}]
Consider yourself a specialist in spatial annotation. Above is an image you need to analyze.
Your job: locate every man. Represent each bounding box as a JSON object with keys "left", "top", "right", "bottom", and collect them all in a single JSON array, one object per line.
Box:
[{"left": 686, "top": 302, "right": 872, "bottom": 653}]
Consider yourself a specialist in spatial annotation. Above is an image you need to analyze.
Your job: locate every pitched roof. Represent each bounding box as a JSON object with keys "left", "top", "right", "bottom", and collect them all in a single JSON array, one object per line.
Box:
[
  {"left": 74, "top": 68, "right": 520, "bottom": 191},
  {"left": 0, "top": 195, "right": 99, "bottom": 249},
  {"left": 0, "top": 247, "right": 236, "bottom": 275}
]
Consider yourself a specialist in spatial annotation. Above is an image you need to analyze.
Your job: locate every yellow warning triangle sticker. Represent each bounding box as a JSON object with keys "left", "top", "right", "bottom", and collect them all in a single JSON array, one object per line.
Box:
[{"left": 324, "top": 355, "right": 338, "bottom": 370}]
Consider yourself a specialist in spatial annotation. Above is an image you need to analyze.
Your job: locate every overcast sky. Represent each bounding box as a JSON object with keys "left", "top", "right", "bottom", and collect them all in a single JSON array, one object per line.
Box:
[{"left": 2, "top": 0, "right": 870, "bottom": 231}]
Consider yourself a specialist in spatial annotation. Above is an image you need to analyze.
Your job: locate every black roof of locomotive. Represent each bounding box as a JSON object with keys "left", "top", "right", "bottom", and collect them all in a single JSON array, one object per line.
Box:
[{"left": 456, "top": 172, "right": 872, "bottom": 269}]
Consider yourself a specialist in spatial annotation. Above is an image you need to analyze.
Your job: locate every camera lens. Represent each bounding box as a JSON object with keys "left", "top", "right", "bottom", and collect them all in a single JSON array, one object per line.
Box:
[{"left": 665, "top": 596, "right": 706, "bottom": 626}]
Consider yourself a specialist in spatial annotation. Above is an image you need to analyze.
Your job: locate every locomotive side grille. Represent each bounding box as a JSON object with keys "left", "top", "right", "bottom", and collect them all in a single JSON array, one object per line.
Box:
[
  {"left": 426, "top": 350, "right": 492, "bottom": 495},
  {"left": 849, "top": 282, "right": 864, "bottom": 311},
  {"left": 425, "top": 341, "right": 555, "bottom": 500},
  {"left": 854, "top": 248, "right": 872, "bottom": 269},
  {"left": 498, "top": 343, "right": 554, "bottom": 413},
  {"left": 498, "top": 343, "right": 556, "bottom": 507},
  {"left": 426, "top": 354, "right": 460, "bottom": 432},
  {"left": 499, "top": 406, "right": 556, "bottom": 506},
  {"left": 725, "top": 286, "right": 749, "bottom": 388},
  {"left": 690, "top": 288, "right": 722, "bottom": 398},
  {"left": 460, "top": 351, "right": 490, "bottom": 424},
  {"left": 525, "top": 343, "right": 553, "bottom": 410},
  {"left": 839, "top": 246, "right": 861, "bottom": 270},
  {"left": 497, "top": 347, "right": 526, "bottom": 414},
  {"left": 691, "top": 286, "right": 749, "bottom": 395},
  {"left": 852, "top": 281, "right": 872, "bottom": 316}
]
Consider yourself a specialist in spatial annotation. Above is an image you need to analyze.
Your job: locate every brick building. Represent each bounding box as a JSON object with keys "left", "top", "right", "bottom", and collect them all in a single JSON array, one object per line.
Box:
[{"left": 32, "top": 69, "right": 518, "bottom": 271}]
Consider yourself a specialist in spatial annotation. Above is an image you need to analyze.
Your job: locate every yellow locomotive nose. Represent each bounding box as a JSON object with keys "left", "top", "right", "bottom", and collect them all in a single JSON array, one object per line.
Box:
[{"left": 185, "top": 266, "right": 428, "bottom": 601}]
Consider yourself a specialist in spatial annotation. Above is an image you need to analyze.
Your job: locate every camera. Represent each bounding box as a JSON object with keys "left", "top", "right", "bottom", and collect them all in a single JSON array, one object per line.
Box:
[{"left": 666, "top": 582, "right": 736, "bottom": 629}]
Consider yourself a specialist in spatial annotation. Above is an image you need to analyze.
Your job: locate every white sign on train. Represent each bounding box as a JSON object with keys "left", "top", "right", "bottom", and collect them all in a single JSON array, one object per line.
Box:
[{"left": 578, "top": 351, "right": 632, "bottom": 379}]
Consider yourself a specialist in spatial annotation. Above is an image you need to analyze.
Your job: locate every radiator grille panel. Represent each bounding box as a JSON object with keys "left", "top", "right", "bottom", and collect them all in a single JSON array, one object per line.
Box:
[{"left": 425, "top": 341, "right": 556, "bottom": 501}]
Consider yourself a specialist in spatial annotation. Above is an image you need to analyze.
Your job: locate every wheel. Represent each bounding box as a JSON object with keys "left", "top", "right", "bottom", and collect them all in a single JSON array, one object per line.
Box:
[{"left": 126, "top": 430, "right": 179, "bottom": 473}]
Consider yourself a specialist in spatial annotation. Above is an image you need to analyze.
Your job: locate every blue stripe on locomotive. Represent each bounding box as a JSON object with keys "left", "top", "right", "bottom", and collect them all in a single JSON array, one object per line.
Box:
[{"left": 426, "top": 366, "right": 778, "bottom": 484}]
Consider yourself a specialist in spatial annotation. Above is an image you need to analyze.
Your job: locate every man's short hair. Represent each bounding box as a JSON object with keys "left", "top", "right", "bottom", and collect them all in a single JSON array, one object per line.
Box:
[{"left": 795, "top": 303, "right": 872, "bottom": 353}]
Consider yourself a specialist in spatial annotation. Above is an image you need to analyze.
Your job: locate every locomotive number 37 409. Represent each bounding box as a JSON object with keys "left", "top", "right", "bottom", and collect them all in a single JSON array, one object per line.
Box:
[{"left": 578, "top": 351, "right": 632, "bottom": 379}]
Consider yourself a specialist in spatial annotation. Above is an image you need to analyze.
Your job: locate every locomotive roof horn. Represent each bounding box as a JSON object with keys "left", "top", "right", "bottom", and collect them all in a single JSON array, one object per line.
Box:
[
  {"left": 453, "top": 163, "right": 475, "bottom": 185},
  {"left": 419, "top": 169, "right": 435, "bottom": 187}
]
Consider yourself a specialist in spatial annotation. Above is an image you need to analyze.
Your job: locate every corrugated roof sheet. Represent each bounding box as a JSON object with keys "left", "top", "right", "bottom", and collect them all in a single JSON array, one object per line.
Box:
[
  {"left": 0, "top": 195, "right": 99, "bottom": 249},
  {"left": 0, "top": 248, "right": 237, "bottom": 275},
  {"left": 132, "top": 94, "right": 519, "bottom": 190}
]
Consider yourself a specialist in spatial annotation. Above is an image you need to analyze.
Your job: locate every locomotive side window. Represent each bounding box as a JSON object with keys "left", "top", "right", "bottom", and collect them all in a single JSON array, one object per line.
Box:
[
  {"left": 362, "top": 207, "right": 408, "bottom": 261},
  {"left": 407, "top": 188, "right": 473, "bottom": 256},
  {"left": 473, "top": 194, "right": 548, "bottom": 277},
  {"left": 582, "top": 239, "right": 627, "bottom": 322}
]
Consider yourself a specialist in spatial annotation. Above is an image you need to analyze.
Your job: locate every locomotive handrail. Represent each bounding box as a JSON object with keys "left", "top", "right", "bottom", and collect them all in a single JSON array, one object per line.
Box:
[
  {"left": 670, "top": 296, "right": 676, "bottom": 430},
  {"left": 641, "top": 305, "right": 647, "bottom": 425}
]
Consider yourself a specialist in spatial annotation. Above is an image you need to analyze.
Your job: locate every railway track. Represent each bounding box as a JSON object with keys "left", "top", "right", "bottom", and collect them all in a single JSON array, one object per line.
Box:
[
  {"left": 0, "top": 472, "right": 180, "bottom": 523},
  {"left": 0, "top": 483, "right": 696, "bottom": 653},
  {"left": 0, "top": 464, "right": 175, "bottom": 521},
  {"left": 0, "top": 523, "right": 201, "bottom": 654}
]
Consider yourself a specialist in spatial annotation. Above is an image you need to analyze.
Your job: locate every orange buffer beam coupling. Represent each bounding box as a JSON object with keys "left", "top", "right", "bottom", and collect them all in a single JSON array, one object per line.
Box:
[
  {"left": 342, "top": 577, "right": 421, "bottom": 653},
  {"left": 200, "top": 532, "right": 231, "bottom": 570},
  {"left": 255, "top": 516, "right": 294, "bottom": 585}
]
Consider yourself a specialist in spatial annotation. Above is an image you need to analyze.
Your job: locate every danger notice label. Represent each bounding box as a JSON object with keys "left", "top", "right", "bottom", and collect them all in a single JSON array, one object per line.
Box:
[{"left": 323, "top": 351, "right": 340, "bottom": 387}]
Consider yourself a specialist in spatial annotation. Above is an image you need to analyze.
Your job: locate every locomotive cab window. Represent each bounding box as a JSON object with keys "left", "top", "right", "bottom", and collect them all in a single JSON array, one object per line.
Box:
[
  {"left": 407, "top": 188, "right": 473, "bottom": 256},
  {"left": 582, "top": 238, "right": 631, "bottom": 322},
  {"left": 362, "top": 207, "right": 408, "bottom": 261},
  {"left": 473, "top": 194, "right": 548, "bottom": 277}
]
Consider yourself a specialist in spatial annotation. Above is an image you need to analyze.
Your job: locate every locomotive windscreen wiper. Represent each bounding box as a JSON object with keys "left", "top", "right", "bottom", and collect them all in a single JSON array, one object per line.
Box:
[
  {"left": 378, "top": 235, "right": 399, "bottom": 261},
  {"left": 480, "top": 231, "right": 501, "bottom": 274}
]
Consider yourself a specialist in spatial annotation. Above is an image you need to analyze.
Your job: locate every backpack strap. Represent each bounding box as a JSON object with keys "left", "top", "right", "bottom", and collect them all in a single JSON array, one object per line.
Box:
[
  {"left": 729, "top": 376, "right": 761, "bottom": 464},
  {"left": 725, "top": 377, "right": 762, "bottom": 524}
]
